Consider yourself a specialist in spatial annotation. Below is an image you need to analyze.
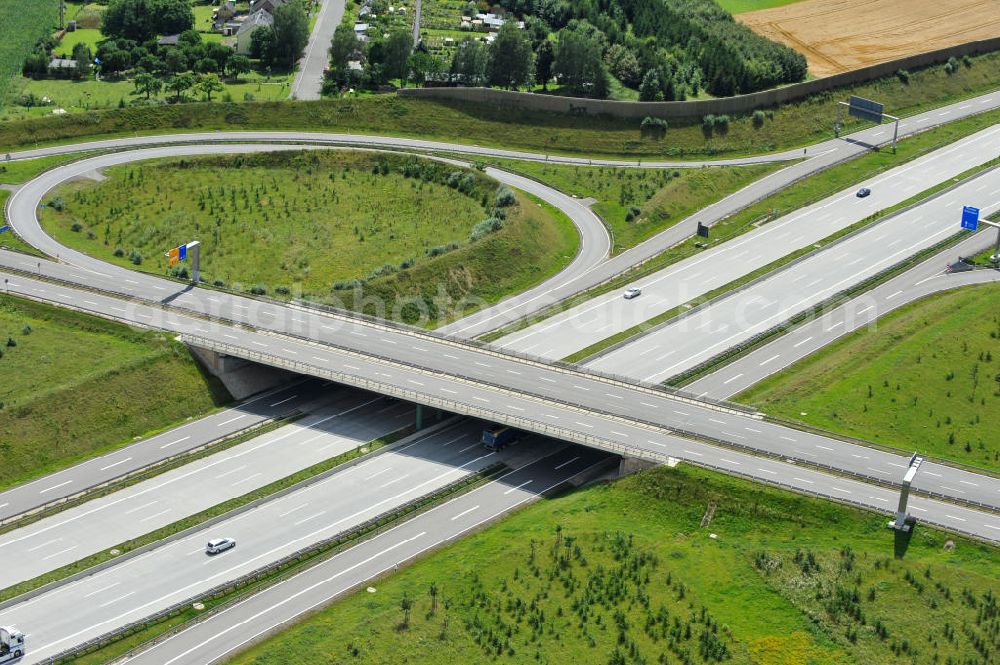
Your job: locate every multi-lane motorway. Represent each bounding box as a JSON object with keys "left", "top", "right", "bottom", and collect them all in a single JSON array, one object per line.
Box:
[
  {"left": 1, "top": 90, "right": 999, "bottom": 663},
  {"left": 686, "top": 232, "right": 1000, "bottom": 398},
  {"left": 587, "top": 163, "right": 1000, "bottom": 380},
  {"left": 0, "top": 390, "right": 412, "bottom": 588},
  {"left": 500, "top": 125, "right": 1000, "bottom": 361},
  {"left": 5, "top": 424, "right": 579, "bottom": 664}
]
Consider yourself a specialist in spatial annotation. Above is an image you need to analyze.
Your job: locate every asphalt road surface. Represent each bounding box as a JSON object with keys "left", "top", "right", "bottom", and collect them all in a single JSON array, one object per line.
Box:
[
  {"left": 588, "top": 163, "right": 1000, "bottom": 381},
  {"left": 687, "top": 233, "right": 1000, "bottom": 399},
  {"left": 289, "top": 0, "right": 346, "bottom": 101},
  {"left": 0, "top": 379, "right": 321, "bottom": 524},
  {"left": 5, "top": 87, "right": 999, "bottom": 333},
  {"left": 2, "top": 424, "right": 573, "bottom": 664},
  {"left": 119, "top": 445, "right": 611, "bottom": 665},
  {"left": 0, "top": 390, "right": 412, "bottom": 588},
  {"left": 2, "top": 271, "right": 998, "bottom": 527},
  {"left": 500, "top": 125, "right": 1000, "bottom": 360}
]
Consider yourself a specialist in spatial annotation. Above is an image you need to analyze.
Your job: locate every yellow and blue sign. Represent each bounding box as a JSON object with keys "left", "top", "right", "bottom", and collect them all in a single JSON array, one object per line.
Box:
[{"left": 166, "top": 243, "right": 188, "bottom": 266}]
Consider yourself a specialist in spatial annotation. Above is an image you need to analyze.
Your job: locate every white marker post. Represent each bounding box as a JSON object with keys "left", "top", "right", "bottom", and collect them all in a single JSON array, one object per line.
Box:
[{"left": 888, "top": 453, "right": 923, "bottom": 532}]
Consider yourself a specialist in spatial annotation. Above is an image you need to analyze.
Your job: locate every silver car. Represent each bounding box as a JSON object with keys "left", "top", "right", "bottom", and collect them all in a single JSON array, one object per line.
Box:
[
  {"left": 206, "top": 537, "right": 236, "bottom": 555},
  {"left": 623, "top": 287, "right": 642, "bottom": 299}
]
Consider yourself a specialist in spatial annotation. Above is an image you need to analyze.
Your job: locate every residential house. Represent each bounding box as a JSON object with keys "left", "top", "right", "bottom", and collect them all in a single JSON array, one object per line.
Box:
[
  {"left": 249, "top": 0, "right": 286, "bottom": 15},
  {"left": 236, "top": 9, "right": 274, "bottom": 54},
  {"left": 212, "top": 1, "right": 237, "bottom": 29}
]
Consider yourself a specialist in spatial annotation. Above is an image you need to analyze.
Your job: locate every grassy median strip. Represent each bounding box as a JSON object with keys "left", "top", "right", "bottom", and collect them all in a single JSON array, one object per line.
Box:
[
  {"left": 481, "top": 106, "right": 1000, "bottom": 344},
  {"left": 0, "top": 424, "right": 414, "bottom": 605},
  {"left": 61, "top": 462, "right": 509, "bottom": 665}
]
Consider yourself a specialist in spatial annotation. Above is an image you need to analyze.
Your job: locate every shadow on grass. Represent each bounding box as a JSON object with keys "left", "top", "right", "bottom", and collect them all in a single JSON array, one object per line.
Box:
[{"left": 893, "top": 521, "right": 915, "bottom": 559}]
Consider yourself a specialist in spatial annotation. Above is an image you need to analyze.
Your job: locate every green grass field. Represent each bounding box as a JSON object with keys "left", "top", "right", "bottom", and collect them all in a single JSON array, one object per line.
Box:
[
  {"left": 52, "top": 27, "right": 104, "bottom": 58},
  {"left": 0, "top": 0, "right": 60, "bottom": 107},
  {"left": 38, "top": 150, "right": 578, "bottom": 325},
  {"left": 716, "top": 0, "right": 807, "bottom": 13},
  {"left": 1, "top": 46, "right": 999, "bottom": 158},
  {"left": 738, "top": 283, "right": 1000, "bottom": 471},
  {"left": 0, "top": 295, "right": 231, "bottom": 490},
  {"left": 229, "top": 463, "right": 1000, "bottom": 665},
  {"left": 482, "top": 159, "right": 783, "bottom": 253}
]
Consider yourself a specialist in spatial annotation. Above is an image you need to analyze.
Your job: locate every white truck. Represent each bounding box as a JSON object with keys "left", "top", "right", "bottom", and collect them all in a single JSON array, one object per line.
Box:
[{"left": 0, "top": 627, "right": 24, "bottom": 663}]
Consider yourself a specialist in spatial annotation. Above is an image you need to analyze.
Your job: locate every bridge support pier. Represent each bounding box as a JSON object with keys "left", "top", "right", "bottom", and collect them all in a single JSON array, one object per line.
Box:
[
  {"left": 187, "top": 344, "right": 297, "bottom": 400},
  {"left": 416, "top": 404, "right": 424, "bottom": 431},
  {"left": 618, "top": 455, "right": 658, "bottom": 478}
]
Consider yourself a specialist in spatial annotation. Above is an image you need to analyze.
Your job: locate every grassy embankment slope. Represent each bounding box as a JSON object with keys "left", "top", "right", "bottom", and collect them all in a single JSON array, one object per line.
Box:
[
  {"left": 37, "top": 150, "right": 577, "bottom": 325},
  {"left": 230, "top": 463, "right": 1000, "bottom": 665},
  {"left": 1, "top": 48, "right": 999, "bottom": 159},
  {"left": 0, "top": 295, "right": 231, "bottom": 489},
  {"left": 739, "top": 283, "right": 1000, "bottom": 472},
  {"left": 479, "top": 159, "right": 784, "bottom": 253}
]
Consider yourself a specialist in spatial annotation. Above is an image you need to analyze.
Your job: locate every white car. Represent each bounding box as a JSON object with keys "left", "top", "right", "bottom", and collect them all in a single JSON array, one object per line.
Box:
[
  {"left": 623, "top": 287, "right": 642, "bottom": 300},
  {"left": 206, "top": 537, "right": 236, "bottom": 555}
]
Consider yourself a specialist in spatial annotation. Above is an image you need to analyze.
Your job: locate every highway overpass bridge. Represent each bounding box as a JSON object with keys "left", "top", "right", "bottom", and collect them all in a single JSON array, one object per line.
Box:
[{"left": 3, "top": 259, "right": 999, "bottom": 526}]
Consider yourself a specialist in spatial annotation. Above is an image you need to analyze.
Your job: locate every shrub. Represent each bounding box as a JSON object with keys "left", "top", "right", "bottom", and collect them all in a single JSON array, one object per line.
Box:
[
  {"left": 21, "top": 325, "right": 31, "bottom": 335},
  {"left": 752, "top": 110, "right": 765, "bottom": 128},
  {"left": 70, "top": 222, "right": 83, "bottom": 232},
  {"left": 399, "top": 257, "right": 415, "bottom": 270},
  {"left": 275, "top": 286, "right": 291, "bottom": 295},
  {"left": 944, "top": 57, "right": 958, "bottom": 75},
  {"left": 249, "top": 284, "right": 268, "bottom": 295},
  {"left": 113, "top": 247, "right": 125, "bottom": 257},
  {"left": 640, "top": 116, "right": 668, "bottom": 138},
  {"left": 714, "top": 114, "right": 731, "bottom": 134},
  {"left": 332, "top": 279, "right": 365, "bottom": 290},
  {"left": 896, "top": 68, "right": 910, "bottom": 84},
  {"left": 129, "top": 250, "right": 143, "bottom": 265},
  {"left": 494, "top": 186, "right": 516, "bottom": 207},
  {"left": 962, "top": 54, "right": 972, "bottom": 68},
  {"left": 6, "top": 337, "right": 15, "bottom": 347},
  {"left": 625, "top": 206, "right": 641, "bottom": 222},
  {"left": 48, "top": 196, "right": 65, "bottom": 211},
  {"left": 702, "top": 114, "right": 716, "bottom": 130},
  {"left": 212, "top": 279, "right": 226, "bottom": 287},
  {"left": 469, "top": 215, "right": 504, "bottom": 241}
]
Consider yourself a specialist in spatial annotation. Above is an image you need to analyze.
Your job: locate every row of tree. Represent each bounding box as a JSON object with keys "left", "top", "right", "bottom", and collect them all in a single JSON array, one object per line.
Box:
[{"left": 329, "top": 0, "right": 805, "bottom": 98}]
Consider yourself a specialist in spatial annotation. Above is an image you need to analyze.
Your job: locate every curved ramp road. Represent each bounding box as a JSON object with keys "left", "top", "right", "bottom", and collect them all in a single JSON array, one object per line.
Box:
[
  {"left": 0, "top": 379, "right": 321, "bottom": 524},
  {"left": 3, "top": 425, "right": 571, "bottom": 665},
  {"left": 1, "top": 270, "right": 999, "bottom": 520},
  {"left": 5, "top": 88, "right": 1000, "bottom": 332},
  {"left": 0, "top": 391, "right": 412, "bottom": 588},
  {"left": 4, "top": 143, "right": 611, "bottom": 327},
  {"left": 687, "top": 234, "right": 1000, "bottom": 399},
  {"left": 587, "top": 165, "right": 1000, "bottom": 382},
  {"left": 500, "top": 125, "right": 1000, "bottom": 359}
]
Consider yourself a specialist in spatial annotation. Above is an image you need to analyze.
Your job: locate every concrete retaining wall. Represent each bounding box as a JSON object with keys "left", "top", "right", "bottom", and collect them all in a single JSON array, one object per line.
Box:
[{"left": 400, "top": 37, "right": 1000, "bottom": 120}]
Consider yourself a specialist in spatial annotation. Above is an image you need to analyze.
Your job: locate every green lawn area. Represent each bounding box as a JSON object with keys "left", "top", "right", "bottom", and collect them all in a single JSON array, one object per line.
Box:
[
  {"left": 0, "top": 150, "right": 94, "bottom": 184},
  {"left": 0, "top": 295, "right": 231, "bottom": 490},
  {"left": 738, "top": 283, "right": 1000, "bottom": 471},
  {"left": 481, "top": 159, "right": 784, "bottom": 253},
  {"left": 38, "top": 150, "right": 578, "bottom": 326},
  {"left": 229, "top": 463, "right": 1000, "bottom": 665},
  {"left": 3, "top": 74, "right": 293, "bottom": 117},
  {"left": 717, "top": 0, "right": 808, "bottom": 13},
  {"left": 52, "top": 27, "right": 104, "bottom": 59}
]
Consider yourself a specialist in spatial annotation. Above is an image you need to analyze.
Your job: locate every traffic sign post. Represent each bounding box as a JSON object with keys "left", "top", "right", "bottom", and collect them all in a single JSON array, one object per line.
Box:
[
  {"left": 836, "top": 96, "right": 900, "bottom": 153},
  {"left": 888, "top": 453, "right": 923, "bottom": 532},
  {"left": 164, "top": 240, "right": 201, "bottom": 282},
  {"left": 958, "top": 205, "right": 1000, "bottom": 264}
]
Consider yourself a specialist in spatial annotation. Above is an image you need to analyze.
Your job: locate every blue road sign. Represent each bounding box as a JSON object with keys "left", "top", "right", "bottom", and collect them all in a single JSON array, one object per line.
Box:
[
  {"left": 961, "top": 206, "right": 980, "bottom": 231},
  {"left": 0, "top": 225, "right": 9, "bottom": 234},
  {"left": 178, "top": 243, "right": 187, "bottom": 261}
]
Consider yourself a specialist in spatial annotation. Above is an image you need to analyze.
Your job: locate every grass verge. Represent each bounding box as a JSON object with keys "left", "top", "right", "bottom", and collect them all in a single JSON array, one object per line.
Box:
[
  {"left": 0, "top": 294, "right": 232, "bottom": 491},
  {"left": 62, "top": 462, "right": 509, "bottom": 665},
  {"left": 481, "top": 105, "right": 1000, "bottom": 344},
  {"left": 471, "top": 157, "right": 785, "bottom": 253},
  {"left": 737, "top": 282, "right": 1000, "bottom": 472},
  {"left": 227, "top": 463, "right": 1000, "bottom": 665},
  {"left": 0, "top": 48, "right": 998, "bottom": 159},
  {"left": 0, "top": 425, "right": 415, "bottom": 605}
]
